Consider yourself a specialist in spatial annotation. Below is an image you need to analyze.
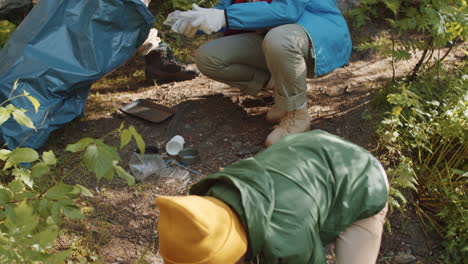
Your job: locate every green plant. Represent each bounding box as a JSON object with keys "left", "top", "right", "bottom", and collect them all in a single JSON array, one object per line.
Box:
[
  {"left": 350, "top": 0, "right": 467, "bottom": 80},
  {"left": 0, "top": 20, "right": 16, "bottom": 48},
  {"left": 0, "top": 81, "right": 145, "bottom": 263},
  {"left": 377, "top": 64, "right": 467, "bottom": 261}
]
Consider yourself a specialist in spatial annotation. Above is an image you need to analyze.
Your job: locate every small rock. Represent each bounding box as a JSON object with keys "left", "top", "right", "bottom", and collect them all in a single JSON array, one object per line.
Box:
[
  {"left": 112, "top": 257, "right": 125, "bottom": 264},
  {"left": 394, "top": 254, "right": 417, "bottom": 264}
]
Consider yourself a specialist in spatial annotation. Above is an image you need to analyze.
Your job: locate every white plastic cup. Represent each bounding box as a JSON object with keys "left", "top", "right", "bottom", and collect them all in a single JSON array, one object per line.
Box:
[{"left": 166, "top": 135, "right": 185, "bottom": 155}]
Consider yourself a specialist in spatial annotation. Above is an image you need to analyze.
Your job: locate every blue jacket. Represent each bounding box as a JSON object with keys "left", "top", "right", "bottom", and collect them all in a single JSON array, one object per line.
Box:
[{"left": 216, "top": 0, "right": 352, "bottom": 76}]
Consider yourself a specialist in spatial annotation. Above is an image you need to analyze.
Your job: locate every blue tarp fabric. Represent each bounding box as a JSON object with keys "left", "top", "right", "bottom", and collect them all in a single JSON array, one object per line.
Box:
[{"left": 0, "top": 0, "right": 155, "bottom": 149}]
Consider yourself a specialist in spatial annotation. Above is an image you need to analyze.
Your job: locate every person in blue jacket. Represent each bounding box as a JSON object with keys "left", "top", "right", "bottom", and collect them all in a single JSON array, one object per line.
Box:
[{"left": 167, "top": 0, "right": 352, "bottom": 146}]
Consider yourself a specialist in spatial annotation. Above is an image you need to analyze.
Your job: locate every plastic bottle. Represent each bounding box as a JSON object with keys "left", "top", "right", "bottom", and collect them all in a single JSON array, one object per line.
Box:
[{"left": 129, "top": 146, "right": 166, "bottom": 182}]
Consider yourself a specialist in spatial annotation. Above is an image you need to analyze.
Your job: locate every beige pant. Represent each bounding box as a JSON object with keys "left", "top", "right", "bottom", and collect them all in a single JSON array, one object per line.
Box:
[
  {"left": 195, "top": 24, "right": 314, "bottom": 112},
  {"left": 335, "top": 203, "right": 388, "bottom": 264},
  {"left": 335, "top": 159, "right": 389, "bottom": 264}
]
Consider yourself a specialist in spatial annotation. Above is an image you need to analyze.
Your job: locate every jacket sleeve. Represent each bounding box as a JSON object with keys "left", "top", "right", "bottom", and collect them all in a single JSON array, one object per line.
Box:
[
  {"left": 225, "top": 0, "right": 311, "bottom": 30},
  {"left": 213, "top": 0, "right": 229, "bottom": 10}
]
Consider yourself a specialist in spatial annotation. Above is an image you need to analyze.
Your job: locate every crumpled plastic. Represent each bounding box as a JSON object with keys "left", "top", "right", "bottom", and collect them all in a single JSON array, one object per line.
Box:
[{"left": 0, "top": 0, "right": 155, "bottom": 149}]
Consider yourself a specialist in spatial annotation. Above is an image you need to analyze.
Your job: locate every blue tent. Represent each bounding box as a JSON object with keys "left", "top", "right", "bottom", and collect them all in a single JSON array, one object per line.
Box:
[{"left": 0, "top": 0, "right": 155, "bottom": 149}]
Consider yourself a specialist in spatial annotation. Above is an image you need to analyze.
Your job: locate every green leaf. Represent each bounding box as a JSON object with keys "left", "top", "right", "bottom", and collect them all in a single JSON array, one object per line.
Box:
[
  {"left": 392, "top": 106, "right": 403, "bottom": 116},
  {"left": 33, "top": 228, "right": 58, "bottom": 249},
  {"left": 36, "top": 199, "right": 49, "bottom": 218},
  {"left": 12, "top": 109, "right": 35, "bottom": 130},
  {"left": 0, "top": 187, "right": 12, "bottom": 206},
  {"left": 83, "top": 141, "right": 119, "bottom": 181},
  {"left": 0, "top": 149, "right": 11, "bottom": 161},
  {"left": 114, "top": 165, "right": 135, "bottom": 186},
  {"left": 0, "top": 107, "right": 11, "bottom": 126},
  {"left": 31, "top": 162, "right": 50, "bottom": 178},
  {"left": 120, "top": 128, "right": 132, "bottom": 149},
  {"left": 7, "top": 179, "right": 25, "bottom": 193},
  {"left": 50, "top": 202, "right": 61, "bottom": 225},
  {"left": 12, "top": 79, "right": 18, "bottom": 92},
  {"left": 8, "top": 147, "right": 39, "bottom": 164},
  {"left": 383, "top": 0, "right": 400, "bottom": 15},
  {"left": 129, "top": 126, "right": 145, "bottom": 154},
  {"left": 65, "top": 137, "right": 94, "bottom": 153},
  {"left": 8, "top": 201, "right": 39, "bottom": 233},
  {"left": 5, "top": 104, "right": 15, "bottom": 111},
  {"left": 12, "top": 168, "right": 33, "bottom": 188},
  {"left": 62, "top": 205, "right": 83, "bottom": 220},
  {"left": 24, "top": 91, "right": 40, "bottom": 113},
  {"left": 45, "top": 183, "right": 74, "bottom": 200},
  {"left": 42, "top": 150, "right": 57, "bottom": 165},
  {"left": 118, "top": 121, "right": 125, "bottom": 130},
  {"left": 74, "top": 184, "right": 93, "bottom": 197}
]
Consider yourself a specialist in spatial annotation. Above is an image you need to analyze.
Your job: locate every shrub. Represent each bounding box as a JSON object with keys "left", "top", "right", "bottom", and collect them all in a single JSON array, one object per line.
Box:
[
  {"left": 378, "top": 64, "right": 467, "bottom": 261},
  {"left": 350, "top": 0, "right": 467, "bottom": 79},
  {"left": 0, "top": 81, "right": 144, "bottom": 263}
]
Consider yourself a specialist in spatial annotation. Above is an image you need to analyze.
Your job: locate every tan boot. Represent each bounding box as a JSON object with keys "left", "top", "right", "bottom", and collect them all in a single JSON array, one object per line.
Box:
[
  {"left": 266, "top": 105, "right": 286, "bottom": 124},
  {"left": 264, "top": 107, "right": 311, "bottom": 147}
]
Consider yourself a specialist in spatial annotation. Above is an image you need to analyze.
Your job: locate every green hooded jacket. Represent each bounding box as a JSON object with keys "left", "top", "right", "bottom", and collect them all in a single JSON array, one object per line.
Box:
[{"left": 190, "top": 130, "right": 388, "bottom": 263}]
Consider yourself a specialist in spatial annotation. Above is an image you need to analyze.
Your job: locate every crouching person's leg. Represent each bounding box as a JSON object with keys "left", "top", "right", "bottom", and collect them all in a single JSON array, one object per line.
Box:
[
  {"left": 195, "top": 33, "right": 270, "bottom": 96},
  {"left": 335, "top": 204, "right": 388, "bottom": 263},
  {"left": 262, "top": 24, "right": 311, "bottom": 146}
]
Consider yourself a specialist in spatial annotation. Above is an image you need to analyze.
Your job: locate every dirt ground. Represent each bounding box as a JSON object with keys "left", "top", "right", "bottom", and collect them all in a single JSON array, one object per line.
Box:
[{"left": 43, "top": 41, "right": 453, "bottom": 264}]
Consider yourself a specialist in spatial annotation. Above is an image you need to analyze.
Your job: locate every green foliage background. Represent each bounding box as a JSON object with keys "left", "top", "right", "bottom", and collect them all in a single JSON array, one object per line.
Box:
[
  {"left": 0, "top": 81, "right": 144, "bottom": 263},
  {"left": 350, "top": 0, "right": 467, "bottom": 79},
  {"left": 0, "top": 20, "right": 15, "bottom": 48},
  {"left": 351, "top": 0, "right": 468, "bottom": 262}
]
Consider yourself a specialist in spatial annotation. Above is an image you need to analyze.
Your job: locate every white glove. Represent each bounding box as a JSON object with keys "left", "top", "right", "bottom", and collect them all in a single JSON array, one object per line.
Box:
[
  {"left": 164, "top": 10, "right": 201, "bottom": 37},
  {"left": 178, "top": 4, "right": 226, "bottom": 35},
  {"left": 137, "top": 28, "right": 161, "bottom": 56},
  {"left": 140, "top": 0, "right": 151, "bottom": 7},
  {"left": 164, "top": 10, "right": 182, "bottom": 27}
]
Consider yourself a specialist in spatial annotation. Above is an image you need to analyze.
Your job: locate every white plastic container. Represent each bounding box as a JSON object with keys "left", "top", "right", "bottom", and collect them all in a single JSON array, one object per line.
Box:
[{"left": 166, "top": 135, "right": 185, "bottom": 155}]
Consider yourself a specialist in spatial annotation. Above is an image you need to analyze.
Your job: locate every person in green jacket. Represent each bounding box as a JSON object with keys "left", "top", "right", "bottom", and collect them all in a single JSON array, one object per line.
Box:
[{"left": 156, "top": 130, "right": 389, "bottom": 264}]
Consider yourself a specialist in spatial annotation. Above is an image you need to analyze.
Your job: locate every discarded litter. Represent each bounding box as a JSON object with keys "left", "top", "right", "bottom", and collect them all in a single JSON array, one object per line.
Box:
[
  {"left": 120, "top": 99, "right": 176, "bottom": 123},
  {"left": 129, "top": 146, "right": 165, "bottom": 182},
  {"left": 166, "top": 135, "right": 185, "bottom": 155},
  {"left": 165, "top": 159, "right": 202, "bottom": 176},
  {"left": 178, "top": 147, "right": 200, "bottom": 165},
  {"left": 159, "top": 167, "right": 191, "bottom": 186}
]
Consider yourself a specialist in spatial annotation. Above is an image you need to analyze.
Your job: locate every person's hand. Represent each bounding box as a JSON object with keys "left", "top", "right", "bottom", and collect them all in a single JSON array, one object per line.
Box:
[
  {"left": 163, "top": 10, "right": 182, "bottom": 27},
  {"left": 175, "top": 16, "right": 203, "bottom": 38},
  {"left": 163, "top": 9, "right": 201, "bottom": 38},
  {"left": 178, "top": 4, "right": 226, "bottom": 35},
  {"left": 137, "top": 28, "right": 161, "bottom": 56}
]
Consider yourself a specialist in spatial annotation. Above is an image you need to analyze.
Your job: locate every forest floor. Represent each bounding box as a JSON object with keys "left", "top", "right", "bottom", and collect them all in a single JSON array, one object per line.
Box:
[{"left": 41, "top": 37, "right": 453, "bottom": 264}]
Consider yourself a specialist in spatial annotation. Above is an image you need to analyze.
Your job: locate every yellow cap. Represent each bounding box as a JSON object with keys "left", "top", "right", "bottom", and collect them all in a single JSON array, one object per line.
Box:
[{"left": 156, "top": 195, "right": 248, "bottom": 264}]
